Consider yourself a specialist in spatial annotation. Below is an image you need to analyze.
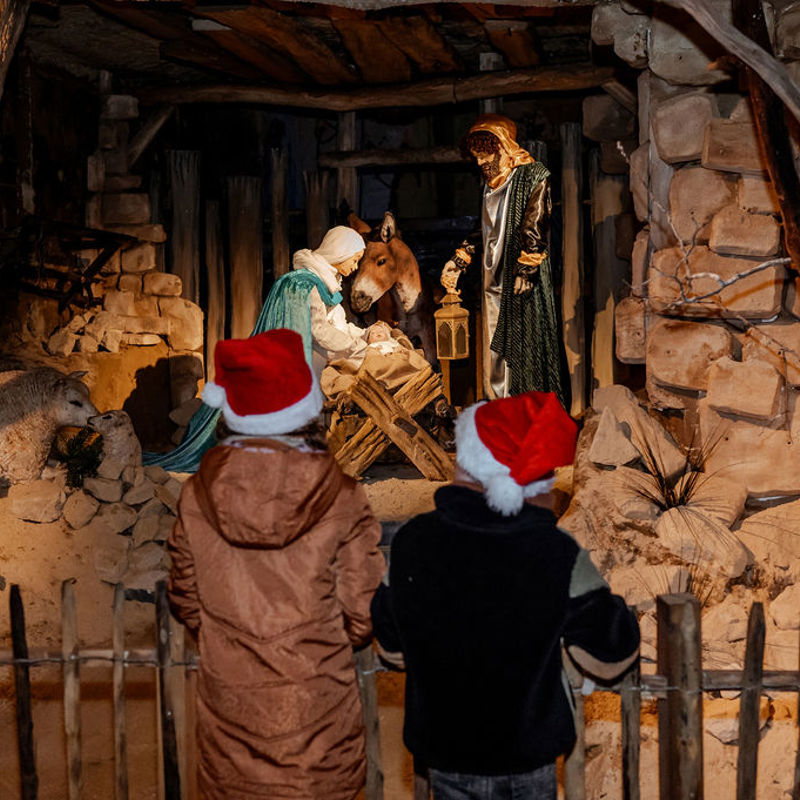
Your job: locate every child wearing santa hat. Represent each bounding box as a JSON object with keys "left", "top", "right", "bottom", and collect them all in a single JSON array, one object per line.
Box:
[
  {"left": 167, "top": 328, "right": 384, "bottom": 800},
  {"left": 371, "top": 391, "right": 639, "bottom": 799}
]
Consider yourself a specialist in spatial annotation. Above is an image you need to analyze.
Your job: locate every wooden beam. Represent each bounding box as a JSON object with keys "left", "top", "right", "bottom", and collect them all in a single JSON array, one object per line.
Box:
[
  {"left": 602, "top": 79, "right": 637, "bottom": 114},
  {"left": 267, "top": 0, "right": 593, "bottom": 10},
  {"left": 199, "top": 28, "right": 309, "bottom": 84},
  {"left": 484, "top": 20, "right": 540, "bottom": 67},
  {"left": 332, "top": 18, "right": 412, "bottom": 83},
  {"left": 139, "top": 63, "right": 617, "bottom": 110},
  {"left": 320, "top": 145, "right": 467, "bottom": 168},
  {"left": 168, "top": 150, "right": 201, "bottom": 305},
  {"left": 733, "top": 0, "right": 800, "bottom": 270},
  {"left": 195, "top": 7, "right": 357, "bottom": 85},
  {"left": 271, "top": 148, "right": 290, "bottom": 278},
  {"left": 129, "top": 106, "right": 174, "bottom": 168},
  {"left": 375, "top": 15, "right": 461, "bottom": 72},
  {"left": 336, "top": 111, "right": 358, "bottom": 209},
  {"left": 160, "top": 39, "right": 263, "bottom": 80},
  {"left": 227, "top": 175, "right": 264, "bottom": 339},
  {"left": 0, "top": 0, "right": 31, "bottom": 104}
]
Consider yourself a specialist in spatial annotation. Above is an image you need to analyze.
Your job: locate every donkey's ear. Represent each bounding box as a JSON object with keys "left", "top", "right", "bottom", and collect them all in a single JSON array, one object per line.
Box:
[
  {"left": 380, "top": 212, "right": 397, "bottom": 243},
  {"left": 347, "top": 210, "right": 371, "bottom": 235}
]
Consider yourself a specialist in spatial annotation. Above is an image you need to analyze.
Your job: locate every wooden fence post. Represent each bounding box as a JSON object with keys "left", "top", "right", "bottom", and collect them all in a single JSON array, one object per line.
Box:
[
  {"left": 355, "top": 647, "right": 384, "bottom": 800},
  {"left": 62, "top": 579, "right": 83, "bottom": 800},
  {"left": 227, "top": 175, "right": 264, "bottom": 339},
  {"left": 11, "top": 584, "right": 38, "bottom": 800},
  {"left": 657, "top": 593, "right": 703, "bottom": 800},
  {"left": 336, "top": 111, "right": 358, "bottom": 209},
  {"left": 736, "top": 602, "right": 765, "bottom": 800},
  {"left": 112, "top": 583, "right": 129, "bottom": 800},
  {"left": 560, "top": 121, "right": 586, "bottom": 418},
  {"left": 621, "top": 661, "right": 641, "bottom": 800},
  {"left": 303, "top": 170, "right": 330, "bottom": 250},
  {"left": 205, "top": 199, "right": 225, "bottom": 383},
  {"left": 167, "top": 150, "right": 201, "bottom": 305},
  {"left": 413, "top": 771, "right": 430, "bottom": 800},
  {"left": 156, "top": 581, "right": 181, "bottom": 800},
  {"left": 564, "top": 656, "right": 586, "bottom": 800},
  {"left": 270, "top": 148, "right": 290, "bottom": 278}
]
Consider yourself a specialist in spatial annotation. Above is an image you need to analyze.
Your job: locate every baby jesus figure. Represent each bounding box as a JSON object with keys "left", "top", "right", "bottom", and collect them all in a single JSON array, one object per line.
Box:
[{"left": 320, "top": 321, "right": 435, "bottom": 401}]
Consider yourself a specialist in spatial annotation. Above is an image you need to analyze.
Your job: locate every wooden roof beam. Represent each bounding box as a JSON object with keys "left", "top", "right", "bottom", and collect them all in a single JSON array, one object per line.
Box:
[
  {"left": 484, "top": 19, "right": 540, "bottom": 67},
  {"left": 331, "top": 19, "right": 412, "bottom": 83},
  {"left": 194, "top": 6, "right": 358, "bottom": 85},
  {"left": 374, "top": 15, "right": 462, "bottom": 73},
  {"left": 138, "top": 63, "right": 618, "bottom": 110}
]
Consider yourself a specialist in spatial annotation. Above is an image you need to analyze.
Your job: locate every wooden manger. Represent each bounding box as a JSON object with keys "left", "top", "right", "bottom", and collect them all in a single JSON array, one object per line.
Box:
[{"left": 328, "top": 367, "right": 454, "bottom": 481}]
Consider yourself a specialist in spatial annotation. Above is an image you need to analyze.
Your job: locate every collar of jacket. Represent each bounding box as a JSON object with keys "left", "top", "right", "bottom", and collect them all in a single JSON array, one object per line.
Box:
[{"left": 433, "top": 484, "right": 557, "bottom": 533}]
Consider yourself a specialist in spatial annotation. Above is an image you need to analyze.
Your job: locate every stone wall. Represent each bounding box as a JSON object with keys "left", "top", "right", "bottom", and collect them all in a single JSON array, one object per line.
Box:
[
  {"left": 5, "top": 90, "right": 205, "bottom": 448},
  {"left": 594, "top": 1, "right": 800, "bottom": 502}
]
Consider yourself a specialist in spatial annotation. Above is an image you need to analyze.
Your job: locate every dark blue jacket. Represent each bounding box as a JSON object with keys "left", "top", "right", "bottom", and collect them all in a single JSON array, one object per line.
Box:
[{"left": 371, "top": 485, "right": 639, "bottom": 775}]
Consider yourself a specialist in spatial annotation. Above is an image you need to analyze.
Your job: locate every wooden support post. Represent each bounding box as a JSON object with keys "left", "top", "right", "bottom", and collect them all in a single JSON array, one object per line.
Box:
[
  {"left": 169, "top": 619, "right": 188, "bottom": 798},
  {"left": 479, "top": 52, "right": 505, "bottom": 115},
  {"left": 589, "top": 150, "right": 629, "bottom": 398},
  {"left": 794, "top": 623, "right": 800, "bottom": 797},
  {"left": 129, "top": 106, "right": 174, "bottom": 169},
  {"left": 112, "top": 584, "right": 129, "bottom": 800},
  {"left": 16, "top": 56, "right": 34, "bottom": 216},
  {"left": 227, "top": 175, "right": 264, "bottom": 339},
  {"left": 736, "top": 602, "right": 765, "bottom": 800},
  {"left": 183, "top": 635, "right": 199, "bottom": 800},
  {"left": 0, "top": 0, "right": 31, "bottom": 104},
  {"left": 167, "top": 150, "right": 201, "bottom": 305},
  {"left": 355, "top": 647, "right": 383, "bottom": 800},
  {"left": 62, "top": 578, "right": 83, "bottom": 800},
  {"left": 11, "top": 584, "right": 38, "bottom": 800},
  {"left": 156, "top": 581, "right": 181, "bottom": 800},
  {"left": 560, "top": 122, "right": 586, "bottom": 417},
  {"left": 205, "top": 199, "right": 225, "bottom": 382},
  {"left": 563, "top": 656, "right": 586, "bottom": 800},
  {"left": 270, "top": 148, "right": 290, "bottom": 278},
  {"left": 657, "top": 593, "right": 703, "bottom": 800},
  {"left": 336, "top": 111, "right": 358, "bottom": 210},
  {"left": 621, "top": 662, "right": 641, "bottom": 800},
  {"left": 303, "top": 170, "right": 331, "bottom": 249}
]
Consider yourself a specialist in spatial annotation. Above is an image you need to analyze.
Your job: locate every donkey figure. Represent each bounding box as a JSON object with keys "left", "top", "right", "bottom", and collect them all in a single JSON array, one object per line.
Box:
[{"left": 348, "top": 210, "right": 438, "bottom": 365}]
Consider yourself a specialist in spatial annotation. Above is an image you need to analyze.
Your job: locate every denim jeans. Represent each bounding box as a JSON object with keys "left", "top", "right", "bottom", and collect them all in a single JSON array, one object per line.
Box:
[{"left": 428, "top": 763, "right": 557, "bottom": 800}]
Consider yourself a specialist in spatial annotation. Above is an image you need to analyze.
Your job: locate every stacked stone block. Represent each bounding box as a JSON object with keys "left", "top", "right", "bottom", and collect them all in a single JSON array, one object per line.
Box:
[{"left": 592, "top": 0, "right": 800, "bottom": 502}]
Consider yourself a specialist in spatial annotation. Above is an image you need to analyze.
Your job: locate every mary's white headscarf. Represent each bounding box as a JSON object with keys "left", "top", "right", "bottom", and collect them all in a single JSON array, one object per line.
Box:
[{"left": 292, "top": 226, "right": 366, "bottom": 293}]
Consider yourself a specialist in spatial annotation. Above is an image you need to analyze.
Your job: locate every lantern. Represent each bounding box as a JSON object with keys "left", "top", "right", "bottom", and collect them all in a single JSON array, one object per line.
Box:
[{"left": 435, "top": 293, "right": 469, "bottom": 360}]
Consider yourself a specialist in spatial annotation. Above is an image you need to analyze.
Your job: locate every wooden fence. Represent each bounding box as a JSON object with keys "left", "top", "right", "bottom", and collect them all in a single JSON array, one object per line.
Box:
[{"left": 3, "top": 586, "right": 800, "bottom": 799}]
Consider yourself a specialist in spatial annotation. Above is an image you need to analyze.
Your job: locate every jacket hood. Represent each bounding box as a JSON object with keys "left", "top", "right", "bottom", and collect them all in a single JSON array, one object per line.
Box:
[{"left": 193, "top": 438, "right": 346, "bottom": 548}]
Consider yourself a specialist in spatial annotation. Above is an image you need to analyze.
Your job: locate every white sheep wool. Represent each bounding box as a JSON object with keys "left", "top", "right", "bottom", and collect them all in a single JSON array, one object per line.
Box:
[
  {"left": 454, "top": 391, "right": 578, "bottom": 517},
  {"left": 202, "top": 329, "right": 323, "bottom": 436}
]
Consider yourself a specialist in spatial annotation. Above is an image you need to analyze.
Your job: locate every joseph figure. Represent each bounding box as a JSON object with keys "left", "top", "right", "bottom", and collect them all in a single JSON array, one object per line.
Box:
[{"left": 453, "top": 114, "right": 565, "bottom": 405}]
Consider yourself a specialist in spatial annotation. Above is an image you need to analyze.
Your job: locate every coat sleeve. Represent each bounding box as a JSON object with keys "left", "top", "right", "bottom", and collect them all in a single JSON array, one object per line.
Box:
[
  {"left": 333, "top": 485, "right": 385, "bottom": 648},
  {"left": 167, "top": 486, "right": 201, "bottom": 633},
  {"left": 562, "top": 549, "right": 640, "bottom": 681},
  {"left": 516, "top": 178, "right": 552, "bottom": 279}
]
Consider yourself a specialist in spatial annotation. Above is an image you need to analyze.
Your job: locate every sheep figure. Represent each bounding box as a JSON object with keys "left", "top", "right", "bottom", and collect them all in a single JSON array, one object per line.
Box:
[
  {"left": 0, "top": 368, "right": 98, "bottom": 484},
  {"left": 87, "top": 410, "right": 142, "bottom": 470}
]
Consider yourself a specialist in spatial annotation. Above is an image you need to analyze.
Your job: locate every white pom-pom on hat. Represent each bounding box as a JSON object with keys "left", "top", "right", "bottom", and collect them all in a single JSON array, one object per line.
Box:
[
  {"left": 202, "top": 381, "right": 227, "bottom": 409},
  {"left": 484, "top": 475, "right": 526, "bottom": 516}
]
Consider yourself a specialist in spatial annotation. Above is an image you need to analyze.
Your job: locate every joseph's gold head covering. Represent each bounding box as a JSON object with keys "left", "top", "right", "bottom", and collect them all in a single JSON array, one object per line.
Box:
[{"left": 465, "top": 114, "right": 535, "bottom": 188}]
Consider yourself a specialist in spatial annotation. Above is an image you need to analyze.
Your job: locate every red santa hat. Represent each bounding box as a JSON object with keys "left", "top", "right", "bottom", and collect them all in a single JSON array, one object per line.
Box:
[
  {"left": 455, "top": 391, "right": 578, "bottom": 516},
  {"left": 202, "top": 329, "right": 323, "bottom": 436}
]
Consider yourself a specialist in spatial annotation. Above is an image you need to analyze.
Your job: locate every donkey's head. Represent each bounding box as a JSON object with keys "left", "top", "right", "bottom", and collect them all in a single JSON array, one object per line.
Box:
[{"left": 348, "top": 211, "right": 423, "bottom": 314}]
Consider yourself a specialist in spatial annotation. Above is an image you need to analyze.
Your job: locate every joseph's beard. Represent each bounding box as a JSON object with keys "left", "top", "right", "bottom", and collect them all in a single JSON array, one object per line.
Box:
[{"left": 481, "top": 164, "right": 500, "bottom": 181}]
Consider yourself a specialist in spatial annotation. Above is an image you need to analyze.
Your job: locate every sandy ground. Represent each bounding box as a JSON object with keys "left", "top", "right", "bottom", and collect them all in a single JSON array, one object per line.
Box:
[{"left": 0, "top": 464, "right": 443, "bottom": 799}]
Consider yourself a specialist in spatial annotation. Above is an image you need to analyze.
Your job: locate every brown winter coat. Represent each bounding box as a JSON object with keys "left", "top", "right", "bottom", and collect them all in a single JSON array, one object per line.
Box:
[{"left": 167, "top": 437, "right": 384, "bottom": 800}]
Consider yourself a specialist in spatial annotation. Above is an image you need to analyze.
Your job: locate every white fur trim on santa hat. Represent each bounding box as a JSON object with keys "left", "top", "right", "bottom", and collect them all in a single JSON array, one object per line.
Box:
[
  {"left": 202, "top": 382, "right": 227, "bottom": 408},
  {"left": 203, "top": 374, "right": 324, "bottom": 436},
  {"left": 454, "top": 402, "right": 554, "bottom": 516}
]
